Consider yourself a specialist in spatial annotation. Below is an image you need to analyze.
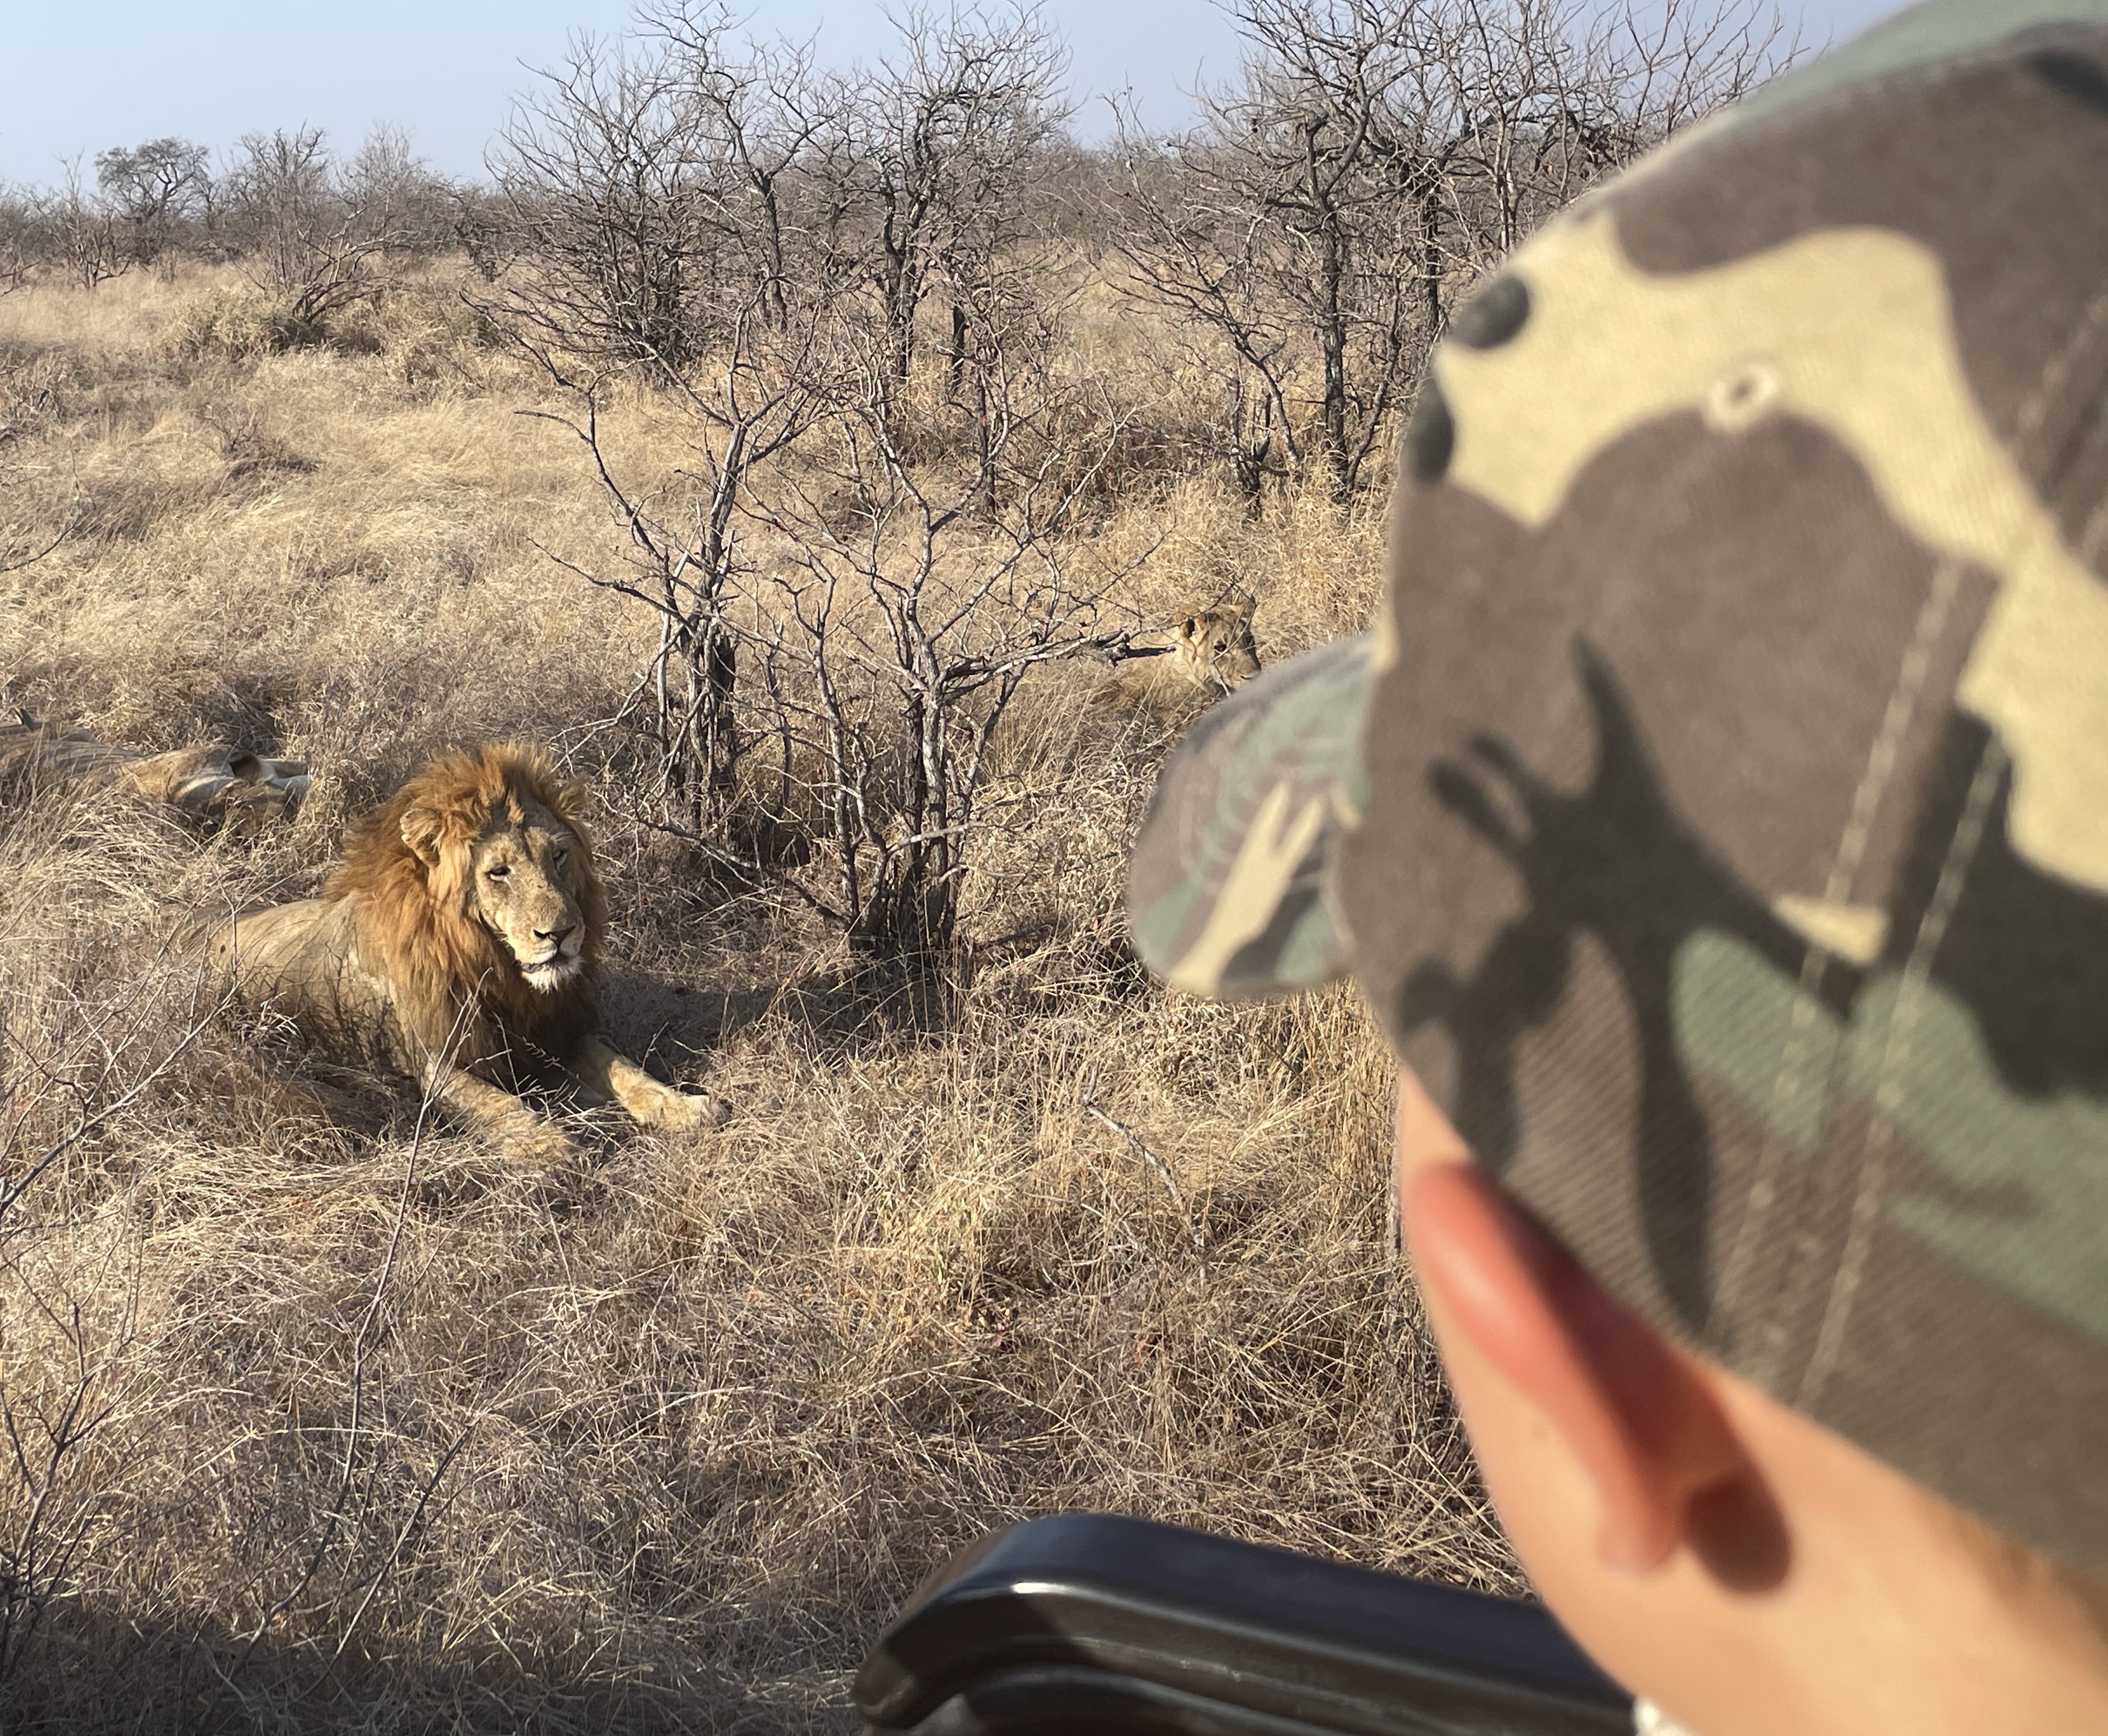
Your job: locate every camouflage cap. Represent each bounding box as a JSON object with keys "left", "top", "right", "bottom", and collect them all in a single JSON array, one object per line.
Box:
[{"left": 1127, "top": 0, "right": 2108, "bottom": 1574}]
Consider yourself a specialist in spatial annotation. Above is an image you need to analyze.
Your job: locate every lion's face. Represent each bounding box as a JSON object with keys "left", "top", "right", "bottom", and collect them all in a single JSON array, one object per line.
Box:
[
  {"left": 463, "top": 807, "right": 589, "bottom": 993},
  {"left": 391, "top": 767, "right": 600, "bottom": 1000},
  {"left": 1175, "top": 608, "right": 1261, "bottom": 694}
]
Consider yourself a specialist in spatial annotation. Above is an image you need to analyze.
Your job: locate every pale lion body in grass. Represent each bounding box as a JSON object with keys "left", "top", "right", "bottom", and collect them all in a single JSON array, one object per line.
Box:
[
  {"left": 213, "top": 742, "right": 726, "bottom": 1162},
  {"left": 2, "top": 713, "right": 310, "bottom": 835},
  {"left": 1092, "top": 604, "right": 1262, "bottom": 722}
]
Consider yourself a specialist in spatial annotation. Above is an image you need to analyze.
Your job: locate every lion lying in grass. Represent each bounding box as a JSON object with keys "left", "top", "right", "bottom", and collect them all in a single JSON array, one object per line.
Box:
[
  {"left": 213, "top": 742, "right": 727, "bottom": 1163},
  {"left": 2, "top": 712, "right": 310, "bottom": 836},
  {"left": 1091, "top": 603, "right": 1262, "bottom": 723}
]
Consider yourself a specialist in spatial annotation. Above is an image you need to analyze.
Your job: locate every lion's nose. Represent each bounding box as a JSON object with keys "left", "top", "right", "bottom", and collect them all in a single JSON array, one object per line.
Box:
[{"left": 536, "top": 923, "right": 575, "bottom": 948}]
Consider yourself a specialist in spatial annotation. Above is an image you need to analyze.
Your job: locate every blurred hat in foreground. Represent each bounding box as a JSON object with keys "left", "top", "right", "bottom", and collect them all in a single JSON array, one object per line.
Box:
[{"left": 1128, "top": 0, "right": 2108, "bottom": 1574}]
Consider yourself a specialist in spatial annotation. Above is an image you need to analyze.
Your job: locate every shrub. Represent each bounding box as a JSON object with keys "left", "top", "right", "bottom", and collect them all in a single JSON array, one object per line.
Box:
[{"left": 161, "top": 291, "right": 321, "bottom": 361}]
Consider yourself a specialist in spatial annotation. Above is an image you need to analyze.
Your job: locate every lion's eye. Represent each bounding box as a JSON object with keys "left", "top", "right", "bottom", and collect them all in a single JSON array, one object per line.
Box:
[
  {"left": 552, "top": 846, "right": 569, "bottom": 866},
  {"left": 486, "top": 864, "right": 510, "bottom": 880}
]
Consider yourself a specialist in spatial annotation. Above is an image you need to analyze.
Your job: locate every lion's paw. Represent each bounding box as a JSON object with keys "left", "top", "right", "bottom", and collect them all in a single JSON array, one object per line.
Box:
[
  {"left": 650, "top": 1088, "right": 733, "bottom": 1133},
  {"left": 498, "top": 1121, "right": 580, "bottom": 1170}
]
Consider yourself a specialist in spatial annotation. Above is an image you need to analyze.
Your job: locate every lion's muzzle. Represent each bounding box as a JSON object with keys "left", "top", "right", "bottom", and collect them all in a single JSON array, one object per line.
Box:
[{"left": 517, "top": 925, "right": 585, "bottom": 993}]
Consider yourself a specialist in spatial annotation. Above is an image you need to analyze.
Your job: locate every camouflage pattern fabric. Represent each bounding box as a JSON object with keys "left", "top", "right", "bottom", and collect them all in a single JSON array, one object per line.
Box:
[
  {"left": 1128, "top": 635, "right": 1370, "bottom": 999},
  {"left": 1127, "top": 0, "right": 2108, "bottom": 1574},
  {"left": 1, "top": 716, "right": 310, "bottom": 838}
]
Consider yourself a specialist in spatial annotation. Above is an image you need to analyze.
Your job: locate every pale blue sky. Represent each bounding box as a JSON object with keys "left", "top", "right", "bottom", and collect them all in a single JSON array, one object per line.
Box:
[{"left": 0, "top": 0, "right": 1903, "bottom": 185}]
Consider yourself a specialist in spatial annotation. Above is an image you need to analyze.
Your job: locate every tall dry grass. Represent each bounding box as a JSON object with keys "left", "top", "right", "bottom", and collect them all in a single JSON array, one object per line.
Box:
[{"left": 0, "top": 263, "right": 1515, "bottom": 1732}]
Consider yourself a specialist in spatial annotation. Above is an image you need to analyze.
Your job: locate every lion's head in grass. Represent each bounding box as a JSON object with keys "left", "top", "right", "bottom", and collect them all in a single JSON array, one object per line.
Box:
[
  {"left": 1092, "top": 601, "right": 1263, "bottom": 725},
  {"left": 327, "top": 742, "right": 609, "bottom": 1046},
  {"left": 1169, "top": 603, "right": 1261, "bottom": 695}
]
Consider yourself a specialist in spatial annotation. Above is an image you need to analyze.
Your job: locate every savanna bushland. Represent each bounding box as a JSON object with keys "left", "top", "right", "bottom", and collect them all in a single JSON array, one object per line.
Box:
[{"left": 0, "top": 1, "right": 1795, "bottom": 1726}]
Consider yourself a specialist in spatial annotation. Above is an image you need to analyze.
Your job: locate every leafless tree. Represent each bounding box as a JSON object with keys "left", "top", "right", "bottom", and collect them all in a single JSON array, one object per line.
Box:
[
  {"left": 502, "top": 10, "right": 863, "bottom": 833},
  {"left": 38, "top": 160, "right": 126, "bottom": 294},
  {"left": 641, "top": 2, "right": 835, "bottom": 329},
  {"left": 528, "top": 299, "right": 842, "bottom": 839},
  {"left": 1408, "top": 0, "right": 1798, "bottom": 266},
  {"left": 492, "top": 27, "right": 737, "bottom": 376},
  {"left": 222, "top": 129, "right": 332, "bottom": 293},
  {"left": 452, "top": 185, "right": 515, "bottom": 283},
  {"left": 220, "top": 128, "right": 410, "bottom": 330},
  {"left": 823, "top": 4, "right": 1069, "bottom": 426},
  {"left": 541, "top": 297, "right": 1140, "bottom": 971},
  {"left": 341, "top": 125, "right": 457, "bottom": 259},
  {"left": 1111, "top": 0, "right": 1795, "bottom": 501},
  {"left": 0, "top": 186, "right": 34, "bottom": 298},
  {"left": 754, "top": 312, "right": 1135, "bottom": 967},
  {"left": 1111, "top": 0, "right": 1457, "bottom": 501},
  {"left": 503, "top": 5, "right": 1149, "bottom": 973},
  {"left": 92, "top": 137, "right": 210, "bottom": 266}
]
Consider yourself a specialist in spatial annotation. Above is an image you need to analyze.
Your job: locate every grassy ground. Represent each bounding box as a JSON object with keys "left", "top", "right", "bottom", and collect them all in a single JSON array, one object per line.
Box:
[{"left": 0, "top": 264, "right": 1517, "bottom": 1732}]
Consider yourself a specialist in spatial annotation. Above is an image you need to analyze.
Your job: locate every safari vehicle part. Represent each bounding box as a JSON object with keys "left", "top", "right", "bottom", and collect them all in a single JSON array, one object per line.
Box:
[{"left": 856, "top": 1513, "right": 1632, "bottom": 1735}]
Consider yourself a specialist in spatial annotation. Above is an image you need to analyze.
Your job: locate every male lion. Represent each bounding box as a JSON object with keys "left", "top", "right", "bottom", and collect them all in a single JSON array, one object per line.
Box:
[
  {"left": 1091, "top": 603, "right": 1262, "bottom": 723},
  {"left": 214, "top": 742, "right": 727, "bottom": 1162}
]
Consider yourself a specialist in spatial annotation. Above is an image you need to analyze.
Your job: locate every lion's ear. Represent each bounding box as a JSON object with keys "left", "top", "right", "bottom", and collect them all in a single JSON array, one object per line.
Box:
[
  {"left": 399, "top": 806, "right": 445, "bottom": 867},
  {"left": 552, "top": 778, "right": 591, "bottom": 822}
]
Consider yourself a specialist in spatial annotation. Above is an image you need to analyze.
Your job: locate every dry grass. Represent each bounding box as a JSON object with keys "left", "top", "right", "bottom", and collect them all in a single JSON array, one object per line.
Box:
[{"left": 0, "top": 263, "right": 1515, "bottom": 1733}]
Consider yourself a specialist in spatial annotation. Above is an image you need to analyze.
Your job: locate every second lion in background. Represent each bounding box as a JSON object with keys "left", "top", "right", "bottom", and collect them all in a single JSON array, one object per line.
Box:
[{"left": 1092, "top": 601, "right": 1262, "bottom": 727}]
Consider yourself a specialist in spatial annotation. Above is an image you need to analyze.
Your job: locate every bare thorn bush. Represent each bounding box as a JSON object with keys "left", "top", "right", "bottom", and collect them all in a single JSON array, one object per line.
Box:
[{"left": 1110, "top": 0, "right": 1798, "bottom": 501}]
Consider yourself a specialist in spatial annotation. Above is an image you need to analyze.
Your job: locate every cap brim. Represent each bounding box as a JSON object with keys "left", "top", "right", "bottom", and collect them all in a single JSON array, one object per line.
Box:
[{"left": 1125, "top": 635, "right": 1372, "bottom": 999}]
